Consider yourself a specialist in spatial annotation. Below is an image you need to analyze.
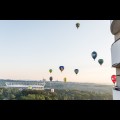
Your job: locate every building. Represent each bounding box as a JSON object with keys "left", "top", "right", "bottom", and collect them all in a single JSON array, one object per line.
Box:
[
  {"left": 5, "top": 80, "right": 46, "bottom": 90},
  {"left": 110, "top": 20, "right": 120, "bottom": 100}
]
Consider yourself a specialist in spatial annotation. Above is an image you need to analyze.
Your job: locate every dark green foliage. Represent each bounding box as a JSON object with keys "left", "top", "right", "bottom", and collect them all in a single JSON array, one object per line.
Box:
[{"left": 0, "top": 87, "right": 112, "bottom": 100}]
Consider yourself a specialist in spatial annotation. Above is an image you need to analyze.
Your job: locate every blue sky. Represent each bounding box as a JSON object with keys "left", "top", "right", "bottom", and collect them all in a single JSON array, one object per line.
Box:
[{"left": 0, "top": 20, "right": 115, "bottom": 84}]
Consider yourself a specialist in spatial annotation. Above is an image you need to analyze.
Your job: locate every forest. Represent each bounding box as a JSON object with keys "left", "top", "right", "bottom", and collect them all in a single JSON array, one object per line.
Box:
[{"left": 0, "top": 88, "right": 112, "bottom": 100}]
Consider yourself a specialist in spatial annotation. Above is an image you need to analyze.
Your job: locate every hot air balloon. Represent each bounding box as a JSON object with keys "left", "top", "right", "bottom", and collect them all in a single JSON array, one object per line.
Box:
[
  {"left": 49, "top": 76, "right": 53, "bottom": 81},
  {"left": 64, "top": 77, "right": 67, "bottom": 83},
  {"left": 76, "top": 23, "right": 80, "bottom": 29},
  {"left": 98, "top": 59, "right": 104, "bottom": 65},
  {"left": 111, "top": 75, "right": 116, "bottom": 85},
  {"left": 74, "top": 69, "right": 79, "bottom": 75},
  {"left": 91, "top": 51, "right": 97, "bottom": 60},
  {"left": 59, "top": 66, "right": 64, "bottom": 72},
  {"left": 49, "top": 69, "right": 52, "bottom": 73}
]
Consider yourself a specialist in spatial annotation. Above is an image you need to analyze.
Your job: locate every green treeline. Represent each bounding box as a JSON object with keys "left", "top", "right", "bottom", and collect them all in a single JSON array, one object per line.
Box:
[{"left": 0, "top": 88, "right": 112, "bottom": 100}]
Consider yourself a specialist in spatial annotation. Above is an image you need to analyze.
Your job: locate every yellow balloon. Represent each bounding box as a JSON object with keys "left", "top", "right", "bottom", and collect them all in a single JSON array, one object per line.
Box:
[{"left": 64, "top": 77, "right": 67, "bottom": 83}]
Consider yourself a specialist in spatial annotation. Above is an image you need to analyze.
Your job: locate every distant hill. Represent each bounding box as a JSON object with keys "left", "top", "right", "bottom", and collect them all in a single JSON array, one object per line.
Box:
[
  {"left": 45, "top": 81, "right": 112, "bottom": 94},
  {"left": 0, "top": 79, "right": 112, "bottom": 94}
]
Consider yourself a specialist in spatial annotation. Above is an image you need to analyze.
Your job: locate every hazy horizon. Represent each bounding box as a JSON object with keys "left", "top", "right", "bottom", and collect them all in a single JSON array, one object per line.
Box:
[{"left": 0, "top": 78, "right": 113, "bottom": 85}]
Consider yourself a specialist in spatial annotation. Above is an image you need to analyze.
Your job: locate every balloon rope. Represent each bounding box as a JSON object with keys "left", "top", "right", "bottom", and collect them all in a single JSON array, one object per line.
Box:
[{"left": 114, "top": 83, "right": 115, "bottom": 87}]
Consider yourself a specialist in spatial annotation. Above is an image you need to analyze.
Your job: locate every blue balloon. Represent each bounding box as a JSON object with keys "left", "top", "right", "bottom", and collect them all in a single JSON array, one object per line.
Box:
[
  {"left": 59, "top": 66, "right": 64, "bottom": 72},
  {"left": 91, "top": 51, "right": 97, "bottom": 60}
]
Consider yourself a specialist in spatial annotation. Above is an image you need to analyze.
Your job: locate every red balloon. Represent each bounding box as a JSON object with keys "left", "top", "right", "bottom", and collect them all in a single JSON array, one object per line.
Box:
[{"left": 111, "top": 75, "right": 116, "bottom": 84}]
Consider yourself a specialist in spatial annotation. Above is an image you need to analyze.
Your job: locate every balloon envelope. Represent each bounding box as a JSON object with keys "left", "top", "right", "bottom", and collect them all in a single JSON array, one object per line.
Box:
[
  {"left": 49, "top": 76, "right": 53, "bottom": 81},
  {"left": 49, "top": 69, "right": 52, "bottom": 73},
  {"left": 111, "top": 75, "right": 116, "bottom": 84},
  {"left": 64, "top": 77, "right": 67, "bottom": 83},
  {"left": 91, "top": 51, "right": 97, "bottom": 60},
  {"left": 74, "top": 69, "right": 79, "bottom": 74},
  {"left": 76, "top": 23, "right": 80, "bottom": 29},
  {"left": 59, "top": 66, "right": 64, "bottom": 72},
  {"left": 98, "top": 59, "right": 104, "bottom": 65}
]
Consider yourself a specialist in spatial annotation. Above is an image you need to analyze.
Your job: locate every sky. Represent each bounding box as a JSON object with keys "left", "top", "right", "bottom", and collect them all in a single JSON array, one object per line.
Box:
[{"left": 0, "top": 20, "right": 115, "bottom": 84}]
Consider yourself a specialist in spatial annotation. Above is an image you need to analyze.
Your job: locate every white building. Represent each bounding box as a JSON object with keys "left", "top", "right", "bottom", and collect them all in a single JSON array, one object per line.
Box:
[
  {"left": 5, "top": 81, "right": 46, "bottom": 90},
  {"left": 110, "top": 20, "right": 120, "bottom": 100}
]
